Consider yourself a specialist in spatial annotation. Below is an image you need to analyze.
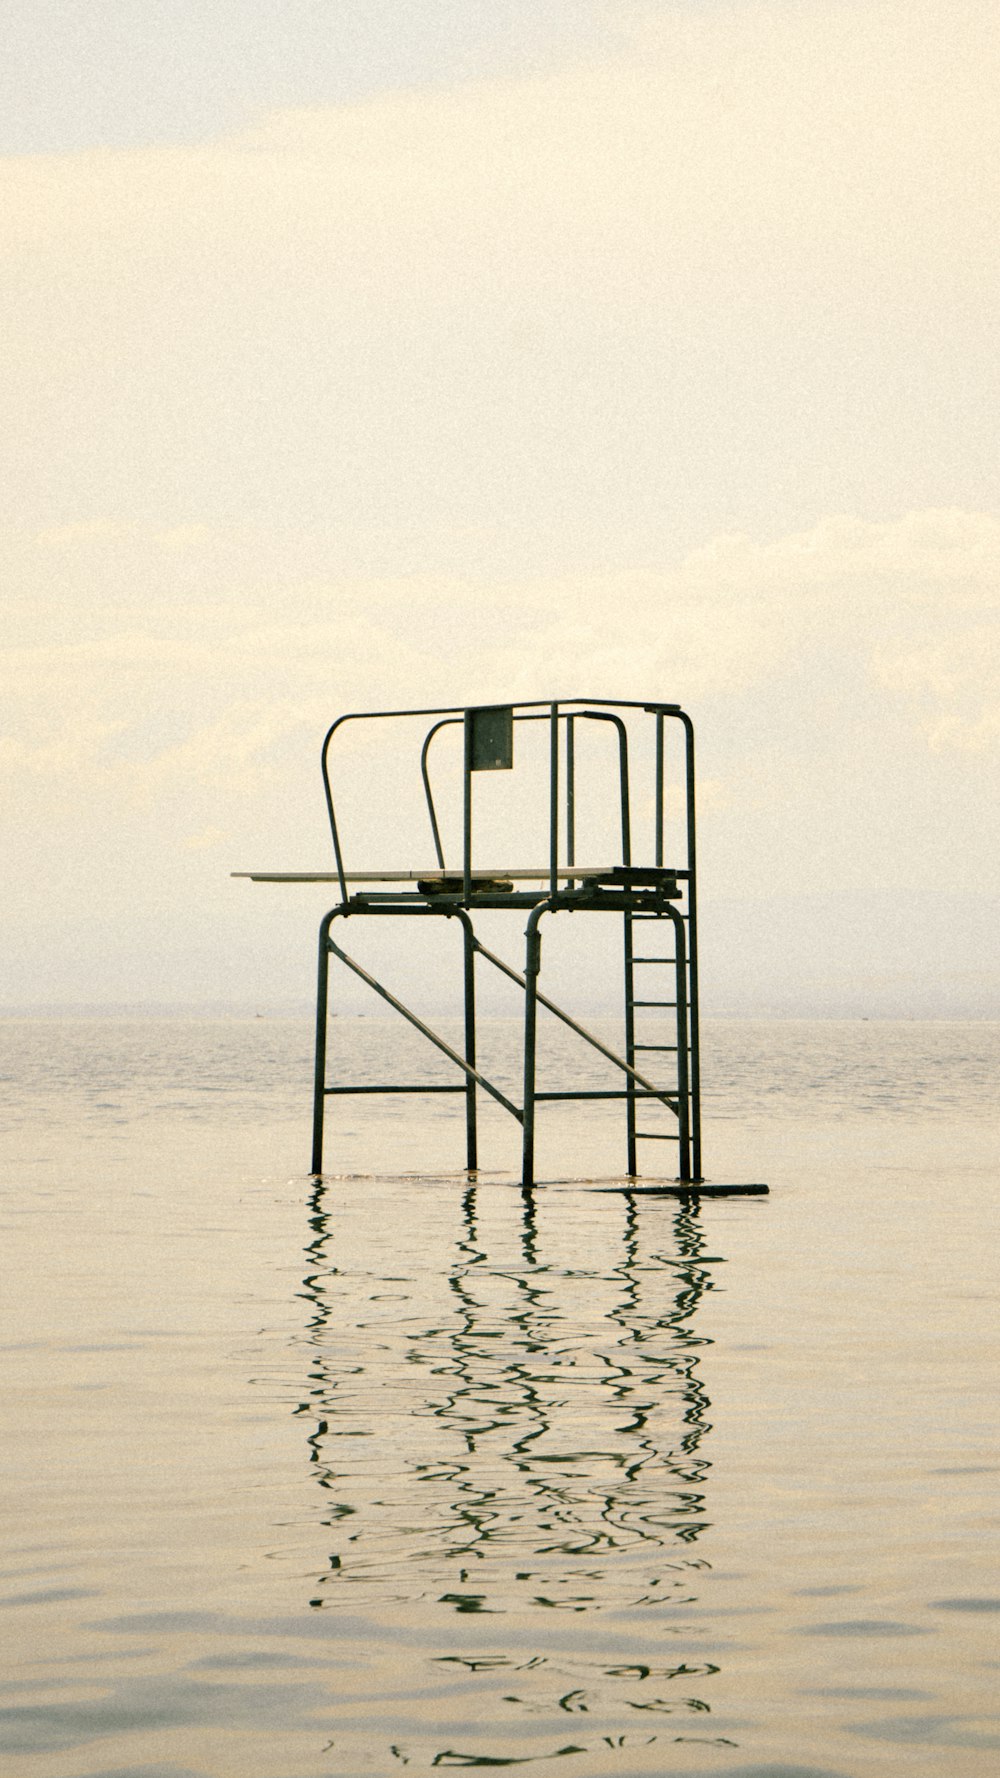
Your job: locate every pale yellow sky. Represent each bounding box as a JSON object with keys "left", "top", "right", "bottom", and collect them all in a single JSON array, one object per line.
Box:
[{"left": 2, "top": 1, "right": 997, "bottom": 1013}]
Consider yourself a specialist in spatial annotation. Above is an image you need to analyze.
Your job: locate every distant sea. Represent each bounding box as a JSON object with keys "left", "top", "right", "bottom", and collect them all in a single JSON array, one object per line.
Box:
[{"left": 2, "top": 1016, "right": 998, "bottom": 1777}]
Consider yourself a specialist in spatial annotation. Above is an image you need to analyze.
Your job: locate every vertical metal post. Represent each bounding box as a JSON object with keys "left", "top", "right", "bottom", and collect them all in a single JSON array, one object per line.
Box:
[
  {"left": 670, "top": 906, "right": 691, "bottom": 1183},
  {"left": 311, "top": 910, "right": 335, "bottom": 1176},
  {"left": 680, "top": 713, "right": 701, "bottom": 1182},
  {"left": 623, "top": 909, "right": 637, "bottom": 1176},
  {"left": 655, "top": 712, "right": 664, "bottom": 869},
  {"left": 462, "top": 711, "right": 473, "bottom": 904},
  {"left": 614, "top": 713, "right": 636, "bottom": 1174},
  {"left": 463, "top": 917, "right": 478, "bottom": 1171},
  {"left": 521, "top": 906, "right": 545, "bottom": 1188},
  {"left": 548, "top": 703, "right": 559, "bottom": 901},
  {"left": 565, "top": 714, "right": 575, "bottom": 890}
]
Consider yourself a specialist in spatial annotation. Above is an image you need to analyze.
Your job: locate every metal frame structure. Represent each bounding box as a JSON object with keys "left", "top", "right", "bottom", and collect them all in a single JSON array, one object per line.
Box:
[{"left": 238, "top": 698, "right": 702, "bottom": 1186}]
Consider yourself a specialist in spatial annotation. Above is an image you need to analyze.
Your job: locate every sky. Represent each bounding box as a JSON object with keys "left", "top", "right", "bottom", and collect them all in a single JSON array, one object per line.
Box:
[{"left": 2, "top": 0, "right": 998, "bottom": 1017}]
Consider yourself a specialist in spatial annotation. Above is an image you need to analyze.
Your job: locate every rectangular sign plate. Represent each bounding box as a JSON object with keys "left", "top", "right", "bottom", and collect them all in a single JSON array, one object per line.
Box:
[{"left": 469, "top": 705, "right": 514, "bottom": 771}]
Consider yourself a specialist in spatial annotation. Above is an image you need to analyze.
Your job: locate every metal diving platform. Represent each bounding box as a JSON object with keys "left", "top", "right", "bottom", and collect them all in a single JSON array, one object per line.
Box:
[{"left": 235, "top": 697, "right": 709, "bottom": 1188}]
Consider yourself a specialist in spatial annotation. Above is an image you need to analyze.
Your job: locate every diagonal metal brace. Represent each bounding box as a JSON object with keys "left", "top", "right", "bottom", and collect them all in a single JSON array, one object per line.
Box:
[
  {"left": 470, "top": 936, "right": 679, "bottom": 1115},
  {"left": 326, "top": 934, "right": 523, "bottom": 1123}
]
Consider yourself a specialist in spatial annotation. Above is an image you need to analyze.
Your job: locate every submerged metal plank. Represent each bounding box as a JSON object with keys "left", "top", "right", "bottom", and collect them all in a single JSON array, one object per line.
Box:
[{"left": 594, "top": 1182, "right": 769, "bottom": 1196}]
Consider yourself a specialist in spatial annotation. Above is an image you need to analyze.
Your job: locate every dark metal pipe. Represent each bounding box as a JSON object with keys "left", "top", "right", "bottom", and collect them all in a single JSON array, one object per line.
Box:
[
  {"left": 549, "top": 703, "right": 559, "bottom": 900},
  {"left": 533, "top": 1090, "right": 681, "bottom": 1102},
  {"left": 565, "top": 714, "right": 575, "bottom": 889},
  {"left": 324, "top": 1083, "right": 465, "bottom": 1094},
  {"left": 655, "top": 712, "right": 664, "bottom": 869},
  {"left": 521, "top": 902, "right": 547, "bottom": 1186},
  {"left": 677, "top": 710, "right": 701, "bottom": 1181},
  {"left": 462, "top": 711, "right": 473, "bottom": 904},
  {"left": 623, "top": 908, "right": 637, "bottom": 1176},
  {"left": 310, "top": 908, "right": 336, "bottom": 1175},
  {"left": 463, "top": 918, "right": 478, "bottom": 1170},
  {"left": 665, "top": 903, "right": 691, "bottom": 1182}
]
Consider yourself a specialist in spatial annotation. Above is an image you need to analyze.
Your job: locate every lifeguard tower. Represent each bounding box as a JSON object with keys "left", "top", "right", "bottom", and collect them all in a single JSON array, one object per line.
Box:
[{"left": 237, "top": 698, "right": 702, "bottom": 1187}]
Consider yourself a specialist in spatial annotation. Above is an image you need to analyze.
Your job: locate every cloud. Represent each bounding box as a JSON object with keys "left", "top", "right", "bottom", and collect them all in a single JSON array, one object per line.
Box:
[
  {"left": 10, "top": 1, "right": 993, "bottom": 293},
  {"left": 2, "top": 508, "right": 997, "bottom": 836},
  {"left": 1, "top": 0, "right": 996, "bottom": 550},
  {"left": 3, "top": 3, "right": 997, "bottom": 1006},
  {"left": 875, "top": 624, "right": 1000, "bottom": 751}
]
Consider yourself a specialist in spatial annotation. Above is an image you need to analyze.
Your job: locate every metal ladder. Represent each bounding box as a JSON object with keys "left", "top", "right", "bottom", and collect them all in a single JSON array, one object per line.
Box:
[{"left": 624, "top": 905, "right": 696, "bottom": 1181}]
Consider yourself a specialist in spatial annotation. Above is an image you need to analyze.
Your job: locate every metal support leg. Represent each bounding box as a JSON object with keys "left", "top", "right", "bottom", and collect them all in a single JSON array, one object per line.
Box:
[
  {"left": 521, "top": 905, "right": 546, "bottom": 1187},
  {"left": 463, "top": 919, "right": 478, "bottom": 1171},
  {"left": 668, "top": 906, "right": 691, "bottom": 1183},
  {"left": 623, "top": 909, "right": 637, "bottom": 1176},
  {"left": 311, "top": 909, "right": 335, "bottom": 1176},
  {"left": 687, "top": 916, "right": 702, "bottom": 1184}
]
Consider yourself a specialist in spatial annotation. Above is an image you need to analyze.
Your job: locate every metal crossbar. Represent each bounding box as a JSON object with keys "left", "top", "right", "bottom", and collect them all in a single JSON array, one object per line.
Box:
[
  {"left": 325, "top": 930, "right": 522, "bottom": 1123},
  {"left": 324, "top": 1083, "right": 465, "bottom": 1095}
]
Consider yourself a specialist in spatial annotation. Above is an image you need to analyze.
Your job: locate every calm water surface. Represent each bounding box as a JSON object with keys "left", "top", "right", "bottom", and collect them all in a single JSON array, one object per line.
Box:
[{"left": 1, "top": 1018, "right": 998, "bottom": 1777}]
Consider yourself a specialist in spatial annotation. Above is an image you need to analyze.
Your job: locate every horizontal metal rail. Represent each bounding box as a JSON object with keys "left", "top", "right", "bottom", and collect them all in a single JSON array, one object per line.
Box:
[
  {"left": 534, "top": 1089, "right": 681, "bottom": 1101},
  {"left": 323, "top": 1083, "right": 465, "bottom": 1095}
]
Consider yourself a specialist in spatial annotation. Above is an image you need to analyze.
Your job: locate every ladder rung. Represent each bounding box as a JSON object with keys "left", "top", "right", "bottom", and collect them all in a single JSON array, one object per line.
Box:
[
  {"left": 632, "top": 957, "right": 674, "bottom": 965},
  {"left": 633, "top": 1044, "right": 678, "bottom": 1052},
  {"left": 632, "top": 1000, "right": 677, "bottom": 1007},
  {"left": 635, "top": 1131, "right": 680, "bottom": 1141}
]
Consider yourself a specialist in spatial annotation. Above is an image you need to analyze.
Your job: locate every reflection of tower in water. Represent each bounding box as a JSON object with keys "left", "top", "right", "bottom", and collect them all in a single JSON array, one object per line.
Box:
[{"left": 295, "top": 1180, "right": 722, "bottom": 1620}]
